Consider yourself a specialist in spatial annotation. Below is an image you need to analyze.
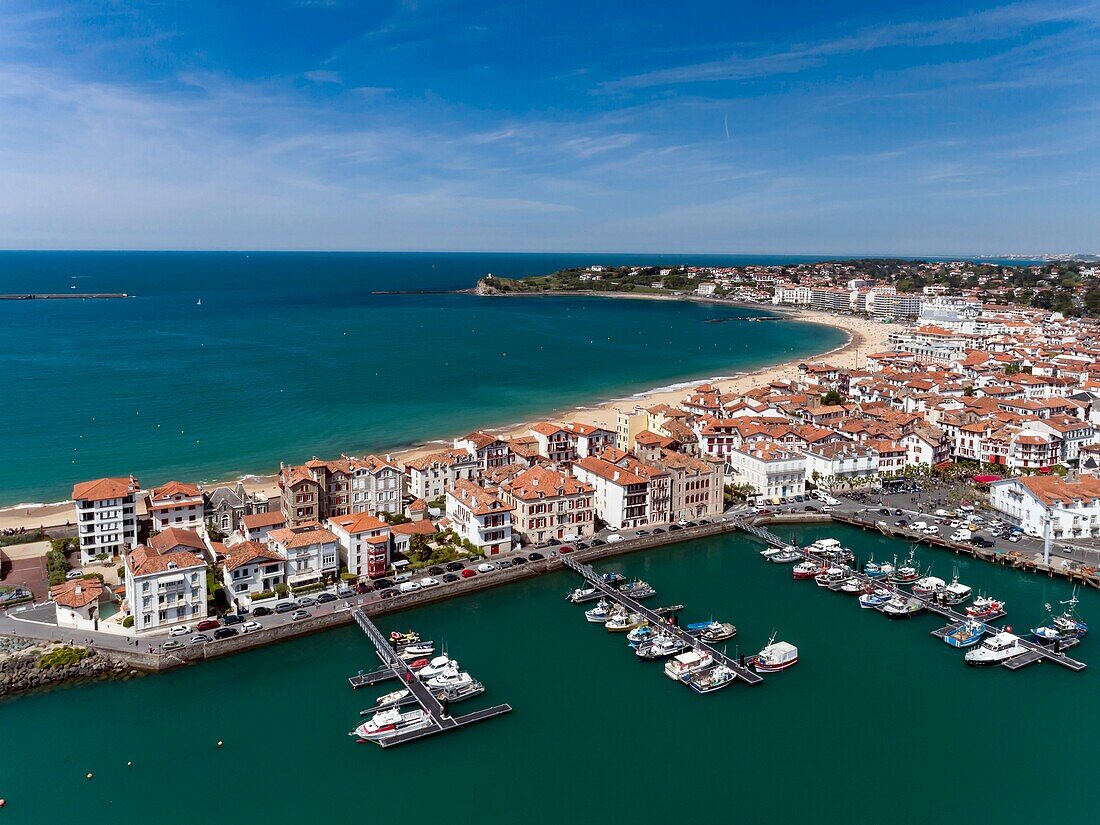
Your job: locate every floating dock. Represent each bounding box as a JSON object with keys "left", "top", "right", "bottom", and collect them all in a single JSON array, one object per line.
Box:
[
  {"left": 732, "top": 518, "right": 1087, "bottom": 673},
  {"left": 347, "top": 608, "right": 511, "bottom": 747},
  {"left": 0, "top": 293, "right": 130, "bottom": 300},
  {"left": 562, "top": 556, "right": 763, "bottom": 686}
]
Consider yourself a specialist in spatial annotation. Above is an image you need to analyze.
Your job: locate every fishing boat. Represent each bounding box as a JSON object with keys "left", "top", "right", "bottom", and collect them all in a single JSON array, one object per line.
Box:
[
  {"left": 687, "top": 664, "right": 736, "bottom": 694},
  {"left": 600, "top": 572, "right": 627, "bottom": 586},
  {"left": 858, "top": 588, "right": 891, "bottom": 609},
  {"left": 425, "top": 668, "right": 476, "bottom": 690},
  {"left": 1032, "top": 594, "right": 1088, "bottom": 644},
  {"left": 792, "top": 560, "right": 824, "bottom": 580},
  {"left": 618, "top": 579, "right": 656, "bottom": 599},
  {"left": 889, "top": 550, "right": 921, "bottom": 585},
  {"left": 605, "top": 609, "right": 642, "bottom": 632},
  {"left": 700, "top": 621, "right": 737, "bottom": 642},
  {"left": 750, "top": 636, "right": 798, "bottom": 672},
  {"left": 941, "top": 571, "right": 972, "bottom": 606},
  {"left": 864, "top": 555, "right": 896, "bottom": 579},
  {"left": 911, "top": 575, "right": 946, "bottom": 598},
  {"left": 627, "top": 622, "right": 657, "bottom": 645},
  {"left": 943, "top": 618, "right": 986, "bottom": 648},
  {"left": 350, "top": 707, "right": 432, "bottom": 743},
  {"left": 815, "top": 566, "right": 851, "bottom": 588},
  {"left": 964, "top": 632, "right": 1026, "bottom": 666},
  {"left": 585, "top": 599, "right": 614, "bottom": 623},
  {"left": 663, "top": 649, "right": 715, "bottom": 681},
  {"left": 965, "top": 595, "right": 1006, "bottom": 619},
  {"left": 838, "top": 577, "right": 864, "bottom": 594},
  {"left": 375, "top": 688, "right": 411, "bottom": 706},
  {"left": 418, "top": 655, "right": 458, "bottom": 680},
  {"left": 636, "top": 633, "right": 688, "bottom": 660},
  {"left": 434, "top": 678, "right": 485, "bottom": 703},
  {"left": 566, "top": 586, "right": 601, "bottom": 603},
  {"left": 770, "top": 546, "right": 803, "bottom": 564},
  {"left": 808, "top": 538, "right": 855, "bottom": 565},
  {"left": 880, "top": 594, "right": 924, "bottom": 620}
]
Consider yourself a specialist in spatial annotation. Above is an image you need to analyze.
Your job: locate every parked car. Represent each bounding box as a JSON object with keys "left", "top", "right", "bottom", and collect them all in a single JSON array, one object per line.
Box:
[
  {"left": 240, "top": 621, "right": 263, "bottom": 633},
  {"left": 295, "top": 596, "right": 317, "bottom": 607},
  {"left": 356, "top": 582, "right": 372, "bottom": 594},
  {"left": 252, "top": 606, "right": 273, "bottom": 617},
  {"left": 418, "top": 577, "right": 440, "bottom": 588},
  {"left": 668, "top": 524, "right": 682, "bottom": 531},
  {"left": 427, "top": 566, "right": 445, "bottom": 576},
  {"left": 460, "top": 569, "right": 477, "bottom": 578},
  {"left": 445, "top": 561, "right": 465, "bottom": 572},
  {"left": 545, "top": 538, "right": 560, "bottom": 547},
  {"left": 477, "top": 563, "right": 497, "bottom": 573},
  {"left": 379, "top": 588, "right": 398, "bottom": 599},
  {"left": 162, "top": 640, "right": 184, "bottom": 650},
  {"left": 591, "top": 538, "right": 606, "bottom": 546},
  {"left": 275, "top": 601, "right": 297, "bottom": 614},
  {"left": 442, "top": 573, "right": 460, "bottom": 583},
  {"left": 190, "top": 634, "right": 211, "bottom": 645},
  {"left": 607, "top": 534, "right": 625, "bottom": 543},
  {"left": 894, "top": 509, "right": 903, "bottom": 516},
  {"left": 223, "top": 613, "right": 244, "bottom": 625},
  {"left": 1008, "top": 533, "right": 1022, "bottom": 543},
  {"left": 398, "top": 582, "right": 421, "bottom": 593},
  {"left": 196, "top": 619, "right": 220, "bottom": 631},
  {"left": 635, "top": 529, "right": 650, "bottom": 537},
  {"left": 213, "top": 627, "right": 239, "bottom": 640},
  {"left": 316, "top": 592, "right": 338, "bottom": 604},
  {"left": 291, "top": 609, "right": 312, "bottom": 621},
  {"left": 512, "top": 556, "right": 528, "bottom": 565},
  {"left": 374, "top": 578, "right": 394, "bottom": 589},
  {"left": 652, "top": 528, "right": 665, "bottom": 534},
  {"left": 65, "top": 569, "right": 85, "bottom": 580},
  {"left": 528, "top": 552, "right": 545, "bottom": 561},
  {"left": 559, "top": 546, "right": 574, "bottom": 554},
  {"left": 168, "top": 625, "right": 192, "bottom": 637}
]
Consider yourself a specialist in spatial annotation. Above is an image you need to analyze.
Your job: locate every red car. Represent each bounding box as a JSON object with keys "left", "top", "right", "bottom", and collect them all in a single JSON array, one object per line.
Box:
[
  {"left": 460, "top": 568, "right": 477, "bottom": 578},
  {"left": 196, "top": 618, "right": 221, "bottom": 631},
  {"left": 559, "top": 545, "right": 574, "bottom": 554}
]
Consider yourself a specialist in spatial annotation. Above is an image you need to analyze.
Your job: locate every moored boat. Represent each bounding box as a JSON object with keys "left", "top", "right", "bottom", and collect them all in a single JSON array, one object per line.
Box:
[
  {"left": 636, "top": 632, "right": 688, "bottom": 660},
  {"left": 618, "top": 579, "right": 656, "bottom": 599},
  {"left": 700, "top": 621, "right": 737, "bottom": 642},
  {"left": 751, "top": 636, "right": 798, "bottom": 672},
  {"left": 350, "top": 707, "right": 432, "bottom": 742},
  {"left": 944, "top": 618, "right": 986, "bottom": 648},
  {"left": 605, "top": 608, "right": 642, "bottom": 632},
  {"left": 864, "top": 555, "right": 896, "bottom": 579},
  {"left": 966, "top": 594, "right": 1006, "bottom": 619},
  {"left": 815, "top": 566, "right": 850, "bottom": 588},
  {"left": 793, "top": 560, "right": 824, "bottom": 580},
  {"left": 858, "top": 587, "right": 891, "bottom": 609},
  {"left": 941, "top": 571, "right": 972, "bottom": 606},
  {"left": 770, "top": 546, "right": 803, "bottom": 564},
  {"left": 627, "top": 622, "right": 657, "bottom": 645},
  {"left": 566, "top": 586, "right": 601, "bottom": 603},
  {"left": 964, "top": 631, "right": 1026, "bottom": 666},
  {"left": 911, "top": 575, "right": 946, "bottom": 598},
  {"left": 434, "top": 678, "right": 485, "bottom": 703},
  {"left": 687, "top": 664, "right": 736, "bottom": 694},
  {"left": 585, "top": 599, "right": 614, "bottom": 623},
  {"left": 600, "top": 571, "right": 627, "bottom": 586},
  {"left": 418, "top": 655, "right": 458, "bottom": 680},
  {"left": 663, "top": 649, "right": 714, "bottom": 681},
  {"left": 1032, "top": 594, "right": 1088, "bottom": 644},
  {"left": 880, "top": 594, "right": 923, "bottom": 619},
  {"left": 400, "top": 641, "right": 436, "bottom": 658},
  {"left": 375, "top": 688, "right": 411, "bottom": 706}
]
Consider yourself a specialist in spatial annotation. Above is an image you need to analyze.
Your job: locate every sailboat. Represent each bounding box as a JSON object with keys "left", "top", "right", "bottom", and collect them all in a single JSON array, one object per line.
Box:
[{"left": 196, "top": 298, "right": 203, "bottom": 306}]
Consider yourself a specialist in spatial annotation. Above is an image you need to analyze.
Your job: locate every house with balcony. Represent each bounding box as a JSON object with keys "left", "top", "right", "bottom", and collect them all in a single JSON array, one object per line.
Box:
[
  {"left": 266, "top": 523, "right": 340, "bottom": 590},
  {"left": 404, "top": 448, "right": 478, "bottom": 503},
  {"left": 571, "top": 455, "right": 653, "bottom": 529},
  {"left": 327, "top": 512, "right": 392, "bottom": 579},
  {"left": 561, "top": 422, "right": 616, "bottom": 458},
  {"left": 445, "top": 480, "right": 514, "bottom": 556},
  {"left": 219, "top": 541, "right": 286, "bottom": 610},
  {"left": 529, "top": 423, "right": 579, "bottom": 464},
  {"left": 454, "top": 431, "right": 511, "bottom": 472},
  {"left": 803, "top": 442, "right": 880, "bottom": 488},
  {"left": 50, "top": 576, "right": 117, "bottom": 631},
  {"left": 496, "top": 466, "right": 595, "bottom": 545},
  {"left": 72, "top": 476, "right": 140, "bottom": 565},
  {"left": 148, "top": 480, "right": 205, "bottom": 531},
  {"left": 990, "top": 476, "right": 1100, "bottom": 539},
  {"left": 124, "top": 541, "right": 208, "bottom": 633},
  {"left": 242, "top": 510, "right": 287, "bottom": 543},
  {"left": 727, "top": 445, "right": 806, "bottom": 501}
]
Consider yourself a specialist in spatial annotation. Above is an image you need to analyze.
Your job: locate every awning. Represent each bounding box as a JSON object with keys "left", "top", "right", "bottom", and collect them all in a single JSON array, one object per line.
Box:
[
  {"left": 287, "top": 571, "right": 320, "bottom": 585},
  {"left": 972, "top": 474, "right": 1002, "bottom": 484}
]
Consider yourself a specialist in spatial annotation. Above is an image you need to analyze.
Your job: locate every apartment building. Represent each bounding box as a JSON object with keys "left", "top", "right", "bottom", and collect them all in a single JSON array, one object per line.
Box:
[
  {"left": 327, "top": 512, "right": 392, "bottom": 578},
  {"left": 496, "top": 466, "right": 595, "bottom": 545},
  {"left": 148, "top": 480, "right": 204, "bottom": 531},
  {"left": 72, "top": 476, "right": 140, "bottom": 565},
  {"left": 445, "top": 479, "right": 514, "bottom": 556},
  {"left": 124, "top": 535, "right": 207, "bottom": 633}
]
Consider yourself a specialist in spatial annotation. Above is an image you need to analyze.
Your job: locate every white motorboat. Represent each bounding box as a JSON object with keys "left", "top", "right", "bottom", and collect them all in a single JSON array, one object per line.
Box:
[
  {"left": 941, "top": 572, "right": 972, "bottom": 606},
  {"left": 770, "top": 546, "right": 803, "bottom": 564},
  {"left": 814, "top": 566, "right": 850, "bottom": 588},
  {"left": 760, "top": 545, "right": 785, "bottom": 559},
  {"left": 663, "top": 649, "right": 714, "bottom": 681},
  {"left": 585, "top": 599, "right": 614, "bottom": 623},
  {"left": 964, "top": 631, "right": 1026, "bottom": 666},
  {"left": 911, "top": 575, "right": 946, "bottom": 598},
  {"left": 636, "top": 633, "right": 688, "bottom": 660},
  {"left": 566, "top": 586, "right": 601, "bottom": 603},
  {"left": 417, "top": 655, "right": 458, "bottom": 680},
  {"left": 434, "top": 678, "right": 485, "bottom": 703},
  {"left": 605, "top": 609, "right": 642, "bottom": 632},
  {"left": 839, "top": 577, "right": 864, "bottom": 594},
  {"left": 751, "top": 637, "right": 798, "bottom": 672},
  {"left": 688, "top": 664, "right": 736, "bottom": 694},
  {"left": 350, "top": 707, "right": 432, "bottom": 742},
  {"left": 374, "top": 688, "right": 410, "bottom": 706},
  {"left": 400, "top": 642, "right": 436, "bottom": 658},
  {"left": 880, "top": 594, "right": 923, "bottom": 619},
  {"left": 425, "top": 668, "right": 476, "bottom": 690}
]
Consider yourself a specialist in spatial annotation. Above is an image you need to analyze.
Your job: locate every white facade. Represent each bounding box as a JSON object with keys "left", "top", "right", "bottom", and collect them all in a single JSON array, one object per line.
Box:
[
  {"left": 327, "top": 513, "right": 391, "bottom": 578},
  {"left": 220, "top": 542, "right": 286, "bottom": 610},
  {"left": 990, "top": 477, "right": 1100, "bottom": 539},
  {"left": 803, "top": 444, "right": 880, "bottom": 488},
  {"left": 267, "top": 526, "right": 341, "bottom": 589},
  {"left": 404, "top": 449, "right": 478, "bottom": 502},
  {"left": 446, "top": 480, "right": 514, "bottom": 555},
  {"left": 571, "top": 457, "right": 652, "bottom": 529},
  {"left": 72, "top": 476, "right": 140, "bottom": 565},
  {"left": 125, "top": 548, "right": 207, "bottom": 633},
  {"left": 727, "top": 446, "right": 806, "bottom": 500},
  {"left": 350, "top": 457, "right": 406, "bottom": 517},
  {"left": 148, "top": 481, "right": 205, "bottom": 531}
]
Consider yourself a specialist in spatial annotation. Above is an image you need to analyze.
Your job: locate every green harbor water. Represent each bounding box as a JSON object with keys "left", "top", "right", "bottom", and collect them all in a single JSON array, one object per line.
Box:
[{"left": 3, "top": 523, "right": 1097, "bottom": 823}]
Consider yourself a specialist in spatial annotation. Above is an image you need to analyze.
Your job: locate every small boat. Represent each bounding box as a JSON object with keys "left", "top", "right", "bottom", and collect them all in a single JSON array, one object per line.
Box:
[
  {"left": 664, "top": 649, "right": 714, "bottom": 681},
  {"left": 769, "top": 546, "right": 803, "bottom": 564},
  {"left": 627, "top": 622, "right": 657, "bottom": 645},
  {"left": 880, "top": 595, "right": 923, "bottom": 620},
  {"left": 406, "top": 657, "right": 430, "bottom": 672},
  {"left": 389, "top": 630, "right": 420, "bottom": 645},
  {"left": 1032, "top": 594, "right": 1088, "bottom": 644},
  {"left": 792, "top": 560, "right": 824, "bottom": 580},
  {"left": 838, "top": 577, "right": 864, "bottom": 594},
  {"left": 434, "top": 678, "right": 485, "bottom": 703},
  {"left": 890, "top": 551, "right": 921, "bottom": 585},
  {"left": 425, "top": 668, "right": 475, "bottom": 690},
  {"left": 941, "top": 571, "right": 972, "bottom": 606},
  {"left": 814, "top": 566, "right": 850, "bottom": 588},
  {"left": 618, "top": 579, "right": 656, "bottom": 599},
  {"left": 760, "top": 545, "right": 785, "bottom": 559},
  {"left": 418, "top": 655, "right": 458, "bottom": 680},
  {"left": 911, "top": 575, "right": 946, "bottom": 598},
  {"left": 809, "top": 538, "right": 855, "bottom": 565},
  {"left": 688, "top": 664, "right": 736, "bottom": 694},
  {"left": 966, "top": 595, "right": 1006, "bottom": 619},
  {"left": 965, "top": 631, "right": 1026, "bottom": 666},
  {"left": 196, "top": 298, "right": 203, "bottom": 306},
  {"left": 751, "top": 635, "right": 798, "bottom": 672},
  {"left": 700, "top": 621, "right": 737, "bottom": 642},
  {"left": 944, "top": 618, "right": 986, "bottom": 648},
  {"left": 636, "top": 633, "right": 688, "bottom": 660},
  {"left": 400, "top": 642, "right": 435, "bottom": 658},
  {"left": 858, "top": 588, "right": 891, "bottom": 609},
  {"left": 864, "top": 555, "right": 896, "bottom": 579},
  {"left": 350, "top": 707, "right": 432, "bottom": 742},
  {"left": 375, "top": 688, "right": 410, "bottom": 706},
  {"left": 585, "top": 599, "right": 614, "bottom": 623},
  {"left": 600, "top": 571, "right": 627, "bottom": 586},
  {"left": 605, "top": 609, "right": 642, "bottom": 632},
  {"left": 566, "top": 586, "right": 601, "bottom": 603}
]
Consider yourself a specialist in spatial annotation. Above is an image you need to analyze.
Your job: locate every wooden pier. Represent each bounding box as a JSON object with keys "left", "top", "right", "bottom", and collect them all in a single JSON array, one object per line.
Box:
[
  {"left": 731, "top": 518, "right": 1088, "bottom": 674},
  {"left": 347, "top": 608, "right": 511, "bottom": 747},
  {"left": 561, "top": 556, "right": 763, "bottom": 686}
]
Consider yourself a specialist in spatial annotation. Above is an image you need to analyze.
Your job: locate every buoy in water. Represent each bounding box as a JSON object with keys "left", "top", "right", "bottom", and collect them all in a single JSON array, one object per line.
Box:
[
  {"left": 1, "top": 798, "right": 6, "bottom": 807},
  {"left": 86, "top": 773, "right": 93, "bottom": 779},
  {"left": 217, "top": 741, "right": 223, "bottom": 748}
]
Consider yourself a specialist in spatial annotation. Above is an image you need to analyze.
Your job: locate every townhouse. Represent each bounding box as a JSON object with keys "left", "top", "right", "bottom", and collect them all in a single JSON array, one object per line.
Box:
[
  {"left": 327, "top": 511, "right": 392, "bottom": 579},
  {"left": 727, "top": 445, "right": 806, "bottom": 501},
  {"left": 124, "top": 534, "right": 208, "bottom": 633},
  {"left": 266, "top": 523, "right": 341, "bottom": 590},
  {"left": 445, "top": 479, "right": 514, "bottom": 556},
  {"left": 404, "top": 448, "right": 478, "bottom": 502},
  {"left": 72, "top": 475, "right": 141, "bottom": 565},
  {"left": 148, "top": 480, "right": 205, "bottom": 531},
  {"left": 990, "top": 475, "right": 1100, "bottom": 539},
  {"left": 220, "top": 541, "right": 287, "bottom": 610},
  {"left": 454, "top": 431, "right": 511, "bottom": 471},
  {"left": 496, "top": 466, "right": 595, "bottom": 545}
]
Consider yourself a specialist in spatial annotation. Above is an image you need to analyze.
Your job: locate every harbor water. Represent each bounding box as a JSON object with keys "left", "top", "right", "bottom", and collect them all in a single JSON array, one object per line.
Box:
[{"left": 1, "top": 523, "right": 1096, "bottom": 823}]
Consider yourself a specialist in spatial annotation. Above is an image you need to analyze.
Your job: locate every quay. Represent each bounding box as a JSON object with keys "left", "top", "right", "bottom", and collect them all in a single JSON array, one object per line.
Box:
[
  {"left": 346, "top": 608, "right": 511, "bottom": 748},
  {"left": 0, "top": 293, "right": 129, "bottom": 300},
  {"left": 732, "top": 518, "right": 1088, "bottom": 673},
  {"left": 561, "top": 556, "right": 763, "bottom": 686}
]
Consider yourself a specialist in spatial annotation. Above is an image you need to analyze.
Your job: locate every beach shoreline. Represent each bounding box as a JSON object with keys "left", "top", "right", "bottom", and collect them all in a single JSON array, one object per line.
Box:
[{"left": 0, "top": 299, "right": 900, "bottom": 531}]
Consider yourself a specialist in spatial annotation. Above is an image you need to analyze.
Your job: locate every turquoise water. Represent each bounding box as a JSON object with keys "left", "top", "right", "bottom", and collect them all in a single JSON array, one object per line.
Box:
[
  {"left": 1, "top": 524, "right": 1095, "bottom": 823},
  {"left": 0, "top": 252, "right": 847, "bottom": 505}
]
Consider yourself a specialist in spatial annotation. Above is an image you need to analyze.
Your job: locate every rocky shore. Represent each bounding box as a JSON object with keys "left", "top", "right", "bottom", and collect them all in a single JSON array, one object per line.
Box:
[{"left": 0, "top": 637, "right": 136, "bottom": 698}]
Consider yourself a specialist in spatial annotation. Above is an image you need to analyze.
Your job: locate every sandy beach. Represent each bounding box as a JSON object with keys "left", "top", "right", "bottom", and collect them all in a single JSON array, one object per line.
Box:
[{"left": 0, "top": 303, "right": 900, "bottom": 533}]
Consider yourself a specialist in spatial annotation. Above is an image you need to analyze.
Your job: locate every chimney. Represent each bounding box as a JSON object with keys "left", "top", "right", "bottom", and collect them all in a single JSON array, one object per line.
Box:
[
  {"left": 74, "top": 584, "right": 82, "bottom": 596},
  {"left": 613, "top": 471, "right": 620, "bottom": 481}
]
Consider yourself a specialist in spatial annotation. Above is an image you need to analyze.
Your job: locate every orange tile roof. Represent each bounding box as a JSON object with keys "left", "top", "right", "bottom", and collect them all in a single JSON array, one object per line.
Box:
[
  {"left": 328, "top": 512, "right": 389, "bottom": 534},
  {"left": 242, "top": 511, "right": 286, "bottom": 530},
  {"left": 50, "top": 576, "right": 107, "bottom": 609},
  {"left": 499, "top": 466, "right": 593, "bottom": 500},
  {"left": 148, "top": 528, "right": 205, "bottom": 554},
  {"left": 223, "top": 540, "right": 285, "bottom": 572},
  {"left": 268, "top": 526, "right": 339, "bottom": 549},
  {"left": 72, "top": 476, "right": 139, "bottom": 502}
]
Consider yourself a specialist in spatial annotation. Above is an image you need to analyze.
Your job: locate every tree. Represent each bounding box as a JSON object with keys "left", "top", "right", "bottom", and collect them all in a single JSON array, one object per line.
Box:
[
  {"left": 821, "top": 390, "right": 844, "bottom": 406},
  {"left": 409, "top": 533, "right": 432, "bottom": 563}
]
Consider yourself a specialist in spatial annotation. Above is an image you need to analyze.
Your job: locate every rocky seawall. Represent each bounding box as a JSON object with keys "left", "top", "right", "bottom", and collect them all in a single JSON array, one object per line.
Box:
[{"left": 0, "top": 637, "right": 136, "bottom": 698}]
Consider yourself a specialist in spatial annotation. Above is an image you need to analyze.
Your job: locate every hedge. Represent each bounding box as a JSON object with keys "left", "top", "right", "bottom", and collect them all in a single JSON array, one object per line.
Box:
[
  {"left": 37, "top": 646, "right": 90, "bottom": 669},
  {"left": 123, "top": 616, "right": 134, "bottom": 628}
]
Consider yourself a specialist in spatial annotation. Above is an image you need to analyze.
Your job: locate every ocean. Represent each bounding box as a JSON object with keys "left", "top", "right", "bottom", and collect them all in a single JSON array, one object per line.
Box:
[
  {"left": 0, "top": 524, "right": 1093, "bottom": 824},
  {"left": 0, "top": 251, "right": 848, "bottom": 505}
]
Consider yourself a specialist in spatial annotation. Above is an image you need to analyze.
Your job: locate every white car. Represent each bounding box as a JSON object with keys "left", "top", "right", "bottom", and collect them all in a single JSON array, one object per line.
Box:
[
  {"left": 398, "top": 582, "right": 421, "bottom": 594},
  {"left": 477, "top": 563, "right": 498, "bottom": 573},
  {"left": 923, "top": 525, "right": 939, "bottom": 534},
  {"left": 1008, "top": 533, "right": 1023, "bottom": 543},
  {"left": 169, "top": 625, "right": 193, "bottom": 637},
  {"left": 418, "top": 577, "right": 440, "bottom": 589},
  {"left": 240, "top": 621, "right": 263, "bottom": 633},
  {"left": 607, "top": 534, "right": 625, "bottom": 543},
  {"left": 65, "top": 569, "right": 85, "bottom": 580}
]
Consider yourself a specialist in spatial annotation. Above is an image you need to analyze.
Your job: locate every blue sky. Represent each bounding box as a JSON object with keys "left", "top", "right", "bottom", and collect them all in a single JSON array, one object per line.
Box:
[{"left": 1, "top": 0, "right": 1098, "bottom": 254}]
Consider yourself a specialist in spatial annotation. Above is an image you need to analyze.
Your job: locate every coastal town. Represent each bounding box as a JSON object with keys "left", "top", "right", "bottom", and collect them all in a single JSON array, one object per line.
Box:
[{"left": 4, "top": 262, "right": 1100, "bottom": 666}]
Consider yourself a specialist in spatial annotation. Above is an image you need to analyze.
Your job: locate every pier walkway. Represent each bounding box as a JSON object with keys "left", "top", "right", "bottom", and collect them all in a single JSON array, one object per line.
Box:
[
  {"left": 347, "top": 608, "right": 511, "bottom": 747},
  {"left": 729, "top": 518, "right": 1087, "bottom": 673},
  {"left": 562, "top": 556, "right": 763, "bottom": 686}
]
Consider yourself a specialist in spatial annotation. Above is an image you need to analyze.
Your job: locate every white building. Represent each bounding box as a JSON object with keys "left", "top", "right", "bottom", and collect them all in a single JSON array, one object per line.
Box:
[
  {"left": 803, "top": 443, "right": 880, "bottom": 488},
  {"left": 404, "top": 448, "right": 478, "bottom": 502},
  {"left": 124, "top": 537, "right": 208, "bottom": 633},
  {"left": 50, "top": 576, "right": 115, "bottom": 631},
  {"left": 327, "top": 512, "right": 392, "bottom": 579},
  {"left": 727, "top": 445, "right": 806, "bottom": 500},
  {"left": 454, "top": 431, "right": 511, "bottom": 471},
  {"left": 561, "top": 422, "right": 616, "bottom": 458},
  {"left": 990, "top": 476, "right": 1100, "bottom": 539},
  {"left": 267, "top": 524, "right": 341, "bottom": 591},
  {"left": 571, "top": 456, "right": 653, "bottom": 529},
  {"left": 241, "top": 510, "right": 287, "bottom": 543},
  {"left": 446, "top": 480, "right": 514, "bottom": 556},
  {"left": 220, "top": 541, "right": 286, "bottom": 610},
  {"left": 349, "top": 455, "right": 406, "bottom": 518},
  {"left": 148, "top": 480, "right": 205, "bottom": 531},
  {"left": 72, "top": 476, "right": 141, "bottom": 566}
]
